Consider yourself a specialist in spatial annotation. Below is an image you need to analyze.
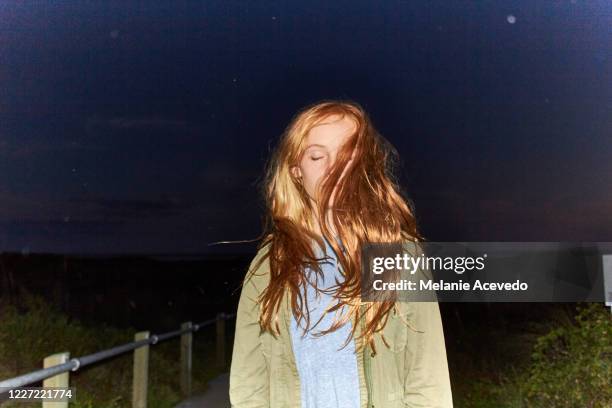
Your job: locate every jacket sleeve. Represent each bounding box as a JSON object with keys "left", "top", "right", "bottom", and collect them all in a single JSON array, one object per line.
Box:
[
  {"left": 401, "top": 242, "right": 454, "bottom": 407},
  {"left": 229, "top": 251, "right": 270, "bottom": 408},
  {"left": 402, "top": 301, "right": 454, "bottom": 407}
]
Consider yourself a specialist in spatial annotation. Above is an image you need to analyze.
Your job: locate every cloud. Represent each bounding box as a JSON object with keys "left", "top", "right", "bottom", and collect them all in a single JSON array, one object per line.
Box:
[
  {"left": 0, "top": 138, "right": 106, "bottom": 159},
  {"left": 0, "top": 115, "right": 201, "bottom": 159},
  {"left": 85, "top": 115, "right": 200, "bottom": 135},
  {"left": 415, "top": 188, "right": 612, "bottom": 240},
  {"left": 0, "top": 189, "right": 196, "bottom": 223},
  {"left": 68, "top": 195, "right": 196, "bottom": 220}
]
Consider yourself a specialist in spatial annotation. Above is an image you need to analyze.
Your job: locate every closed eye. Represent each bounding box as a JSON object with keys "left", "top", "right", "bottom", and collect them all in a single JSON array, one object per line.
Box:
[{"left": 311, "top": 156, "right": 324, "bottom": 161}]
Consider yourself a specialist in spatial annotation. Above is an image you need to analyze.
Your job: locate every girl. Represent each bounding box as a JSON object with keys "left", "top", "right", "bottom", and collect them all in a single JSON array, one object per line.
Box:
[{"left": 229, "top": 100, "right": 453, "bottom": 407}]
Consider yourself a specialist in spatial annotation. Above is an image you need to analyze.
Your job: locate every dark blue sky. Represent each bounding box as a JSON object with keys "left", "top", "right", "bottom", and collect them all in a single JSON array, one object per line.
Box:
[{"left": 1, "top": 1, "right": 610, "bottom": 255}]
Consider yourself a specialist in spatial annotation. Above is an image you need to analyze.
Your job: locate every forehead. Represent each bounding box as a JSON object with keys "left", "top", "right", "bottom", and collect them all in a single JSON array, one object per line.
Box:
[{"left": 304, "top": 114, "right": 356, "bottom": 150}]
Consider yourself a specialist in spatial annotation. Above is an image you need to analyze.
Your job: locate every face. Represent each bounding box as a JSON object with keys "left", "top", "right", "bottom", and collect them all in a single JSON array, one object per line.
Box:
[{"left": 291, "top": 114, "right": 357, "bottom": 207}]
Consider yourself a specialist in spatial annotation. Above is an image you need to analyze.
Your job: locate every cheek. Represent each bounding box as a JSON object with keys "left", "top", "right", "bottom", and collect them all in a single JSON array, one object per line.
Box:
[{"left": 300, "top": 163, "right": 326, "bottom": 191}]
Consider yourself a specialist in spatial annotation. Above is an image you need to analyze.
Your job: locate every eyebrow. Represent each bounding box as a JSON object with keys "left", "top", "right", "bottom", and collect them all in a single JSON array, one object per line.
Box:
[{"left": 304, "top": 144, "right": 327, "bottom": 150}]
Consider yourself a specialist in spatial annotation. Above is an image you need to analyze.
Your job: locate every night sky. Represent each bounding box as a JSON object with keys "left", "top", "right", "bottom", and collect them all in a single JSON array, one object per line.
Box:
[{"left": 1, "top": 1, "right": 610, "bottom": 256}]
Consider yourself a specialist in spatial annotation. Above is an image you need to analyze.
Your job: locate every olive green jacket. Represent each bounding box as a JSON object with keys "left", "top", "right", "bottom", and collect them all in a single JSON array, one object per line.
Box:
[{"left": 229, "top": 244, "right": 454, "bottom": 408}]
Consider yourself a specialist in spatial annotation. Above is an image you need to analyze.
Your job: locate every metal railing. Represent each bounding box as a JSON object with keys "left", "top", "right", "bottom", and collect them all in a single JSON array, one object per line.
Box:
[{"left": 0, "top": 311, "right": 236, "bottom": 408}]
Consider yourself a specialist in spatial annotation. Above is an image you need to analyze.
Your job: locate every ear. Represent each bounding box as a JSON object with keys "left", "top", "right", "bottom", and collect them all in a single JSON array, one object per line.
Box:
[{"left": 290, "top": 165, "right": 302, "bottom": 179}]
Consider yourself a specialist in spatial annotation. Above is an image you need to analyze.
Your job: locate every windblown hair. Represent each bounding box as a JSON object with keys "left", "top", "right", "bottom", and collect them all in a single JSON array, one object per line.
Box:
[{"left": 250, "top": 99, "right": 423, "bottom": 354}]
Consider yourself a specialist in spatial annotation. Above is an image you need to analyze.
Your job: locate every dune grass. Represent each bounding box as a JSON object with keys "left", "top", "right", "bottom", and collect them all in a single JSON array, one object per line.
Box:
[
  {"left": 451, "top": 303, "right": 611, "bottom": 408},
  {"left": 0, "top": 291, "right": 226, "bottom": 408},
  {"left": 1, "top": 291, "right": 610, "bottom": 407}
]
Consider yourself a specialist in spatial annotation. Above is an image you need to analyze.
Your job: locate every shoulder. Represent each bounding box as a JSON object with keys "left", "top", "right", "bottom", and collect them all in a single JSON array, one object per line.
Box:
[
  {"left": 392, "top": 238, "right": 429, "bottom": 317},
  {"left": 400, "top": 236, "right": 424, "bottom": 255},
  {"left": 242, "top": 241, "right": 272, "bottom": 294}
]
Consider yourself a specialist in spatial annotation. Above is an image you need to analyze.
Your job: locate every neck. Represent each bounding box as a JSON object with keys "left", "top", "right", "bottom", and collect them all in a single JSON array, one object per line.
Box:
[{"left": 311, "top": 207, "right": 337, "bottom": 238}]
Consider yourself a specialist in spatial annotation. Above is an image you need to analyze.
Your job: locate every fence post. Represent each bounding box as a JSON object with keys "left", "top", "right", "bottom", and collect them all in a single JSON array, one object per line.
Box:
[
  {"left": 180, "top": 322, "right": 193, "bottom": 397},
  {"left": 216, "top": 312, "right": 226, "bottom": 369},
  {"left": 42, "top": 351, "right": 70, "bottom": 408},
  {"left": 132, "top": 331, "right": 150, "bottom": 408},
  {"left": 603, "top": 254, "right": 612, "bottom": 314}
]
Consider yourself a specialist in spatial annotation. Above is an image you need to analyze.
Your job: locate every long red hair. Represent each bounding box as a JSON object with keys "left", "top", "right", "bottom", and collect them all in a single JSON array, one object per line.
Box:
[{"left": 250, "top": 99, "right": 423, "bottom": 352}]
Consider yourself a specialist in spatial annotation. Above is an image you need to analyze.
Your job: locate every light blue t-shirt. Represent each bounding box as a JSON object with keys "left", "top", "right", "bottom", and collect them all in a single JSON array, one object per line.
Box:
[{"left": 289, "top": 238, "right": 360, "bottom": 408}]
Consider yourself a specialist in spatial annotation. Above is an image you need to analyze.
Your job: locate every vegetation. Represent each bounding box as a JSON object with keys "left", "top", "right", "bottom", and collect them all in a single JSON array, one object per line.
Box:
[
  {"left": 523, "top": 303, "right": 611, "bottom": 407},
  {"left": 453, "top": 303, "right": 611, "bottom": 407},
  {"left": 1, "top": 290, "right": 609, "bottom": 407},
  {"left": 0, "top": 291, "right": 227, "bottom": 408}
]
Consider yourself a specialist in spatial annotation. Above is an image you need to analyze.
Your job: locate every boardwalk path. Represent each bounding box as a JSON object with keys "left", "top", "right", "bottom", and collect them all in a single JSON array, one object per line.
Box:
[{"left": 175, "top": 372, "right": 230, "bottom": 408}]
